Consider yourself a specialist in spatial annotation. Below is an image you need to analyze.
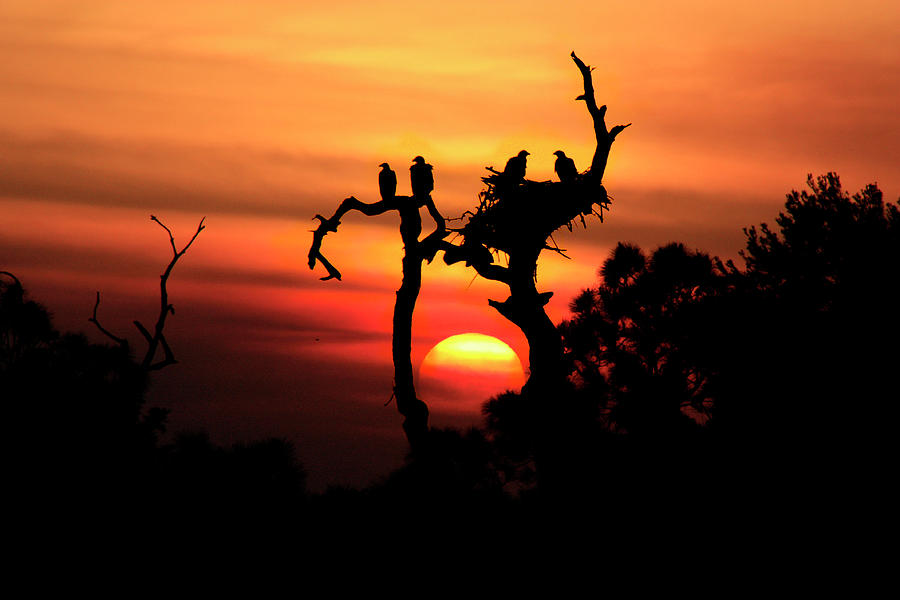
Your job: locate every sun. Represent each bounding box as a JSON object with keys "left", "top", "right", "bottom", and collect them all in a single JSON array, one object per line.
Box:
[{"left": 418, "top": 333, "right": 526, "bottom": 416}]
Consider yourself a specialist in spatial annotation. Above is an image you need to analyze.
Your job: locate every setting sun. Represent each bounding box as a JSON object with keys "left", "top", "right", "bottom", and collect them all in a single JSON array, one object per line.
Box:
[{"left": 418, "top": 333, "right": 526, "bottom": 416}]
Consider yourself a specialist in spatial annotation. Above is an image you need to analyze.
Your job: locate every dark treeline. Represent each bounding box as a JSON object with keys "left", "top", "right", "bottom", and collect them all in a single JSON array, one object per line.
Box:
[
  {"left": 1, "top": 276, "right": 308, "bottom": 531},
  {"left": 3, "top": 173, "right": 898, "bottom": 533},
  {"left": 489, "top": 173, "right": 899, "bottom": 509}
]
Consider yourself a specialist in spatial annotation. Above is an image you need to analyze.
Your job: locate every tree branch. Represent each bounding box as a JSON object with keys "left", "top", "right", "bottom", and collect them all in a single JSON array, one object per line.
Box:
[
  {"left": 419, "top": 196, "right": 449, "bottom": 262},
  {"left": 87, "top": 217, "right": 203, "bottom": 372},
  {"left": 152, "top": 214, "right": 206, "bottom": 259},
  {"left": 571, "top": 51, "right": 631, "bottom": 178},
  {"left": 88, "top": 291, "right": 129, "bottom": 348},
  {"left": 139, "top": 216, "right": 204, "bottom": 370},
  {"left": 147, "top": 332, "right": 178, "bottom": 371},
  {"left": 439, "top": 240, "right": 511, "bottom": 284},
  {"left": 133, "top": 320, "right": 154, "bottom": 343},
  {"left": 151, "top": 215, "right": 179, "bottom": 255},
  {"left": 308, "top": 196, "right": 401, "bottom": 280},
  {"left": 571, "top": 52, "right": 603, "bottom": 122}
]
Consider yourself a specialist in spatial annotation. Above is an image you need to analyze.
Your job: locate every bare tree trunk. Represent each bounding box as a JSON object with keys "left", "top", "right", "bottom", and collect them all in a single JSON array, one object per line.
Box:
[
  {"left": 393, "top": 201, "right": 429, "bottom": 447},
  {"left": 309, "top": 194, "right": 445, "bottom": 449},
  {"left": 484, "top": 249, "right": 564, "bottom": 395}
]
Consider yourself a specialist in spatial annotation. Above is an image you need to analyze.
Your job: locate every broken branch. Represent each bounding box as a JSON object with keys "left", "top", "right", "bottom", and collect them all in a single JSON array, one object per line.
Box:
[{"left": 571, "top": 51, "right": 631, "bottom": 178}]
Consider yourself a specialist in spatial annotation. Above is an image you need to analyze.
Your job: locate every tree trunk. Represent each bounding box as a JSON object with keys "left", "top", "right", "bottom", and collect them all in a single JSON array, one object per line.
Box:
[
  {"left": 486, "top": 248, "right": 565, "bottom": 395},
  {"left": 393, "top": 202, "right": 429, "bottom": 447}
]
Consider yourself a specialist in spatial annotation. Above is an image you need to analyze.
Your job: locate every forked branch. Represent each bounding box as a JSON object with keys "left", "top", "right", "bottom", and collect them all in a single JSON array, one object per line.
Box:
[{"left": 89, "top": 215, "right": 205, "bottom": 372}]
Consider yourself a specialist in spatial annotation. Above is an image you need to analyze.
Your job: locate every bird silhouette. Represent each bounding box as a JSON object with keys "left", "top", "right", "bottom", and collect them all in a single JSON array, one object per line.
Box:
[
  {"left": 502, "top": 150, "right": 529, "bottom": 183},
  {"left": 379, "top": 163, "right": 397, "bottom": 200},
  {"left": 553, "top": 150, "right": 578, "bottom": 183},
  {"left": 410, "top": 156, "right": 434, "bottom": 199}
]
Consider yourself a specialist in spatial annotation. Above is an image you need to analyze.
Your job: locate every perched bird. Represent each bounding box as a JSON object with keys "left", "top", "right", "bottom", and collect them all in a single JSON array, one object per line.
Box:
[
  {"left": 502, "top": 150, "right": 529, "bottom": 183},
  {"left": 378, "top": 162, "right": 397, "bottom": 200},
  {"left": 553, "top": 150, "right": 578, "bottom": 183},
  {"left": 410, "top": 156, "right": 434, "bottom": 199}
]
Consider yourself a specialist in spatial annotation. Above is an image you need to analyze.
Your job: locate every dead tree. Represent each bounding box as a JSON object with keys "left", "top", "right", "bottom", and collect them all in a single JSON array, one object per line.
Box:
[
  {"left": 307, "top": 53, "right": 626, "bottom": 460},
  {"left": 426, "top": 52, "right": 631, "bottom": 491},
  {"left": 443, "top": 52, "right": 630, "bottom": 397},
  {"left": 90, "top": 215, "right": 206, "bottom": 371},
  {"left": 308, "top": 183, "right": 448, "bottom": 449}
]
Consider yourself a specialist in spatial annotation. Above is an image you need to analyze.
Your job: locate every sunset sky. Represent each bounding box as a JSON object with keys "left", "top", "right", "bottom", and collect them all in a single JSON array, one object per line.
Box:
[{"left": 2, "top": 0, "right": 898, "bottom": 490}]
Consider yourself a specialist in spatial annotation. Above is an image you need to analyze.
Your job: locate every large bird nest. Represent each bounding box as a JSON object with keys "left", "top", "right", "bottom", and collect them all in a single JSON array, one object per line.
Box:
[{"left": 452, "top": 169, "right": 611, "bottom": 256}]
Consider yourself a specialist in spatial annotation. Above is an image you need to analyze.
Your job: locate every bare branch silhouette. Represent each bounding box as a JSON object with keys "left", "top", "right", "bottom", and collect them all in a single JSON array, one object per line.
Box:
[
  {"left": 88, "top": 292, "right": 129, "bottom": 348},
  {"left": 90, "top": 215, "right": 205, "bottom": 372},
  {"left": 571, "top": 51, "right": 631, "bottom": 178}
]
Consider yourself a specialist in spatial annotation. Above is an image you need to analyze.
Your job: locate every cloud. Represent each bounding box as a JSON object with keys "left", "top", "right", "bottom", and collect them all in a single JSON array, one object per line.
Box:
[{"left": 0, "top": 130, "right": 368, "bottom": 217}]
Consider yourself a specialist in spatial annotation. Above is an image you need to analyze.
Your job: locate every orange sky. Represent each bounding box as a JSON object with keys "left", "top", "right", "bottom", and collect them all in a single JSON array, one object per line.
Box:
[{"left": 2, "top": 0, "right": 898, "bottom": 490}]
